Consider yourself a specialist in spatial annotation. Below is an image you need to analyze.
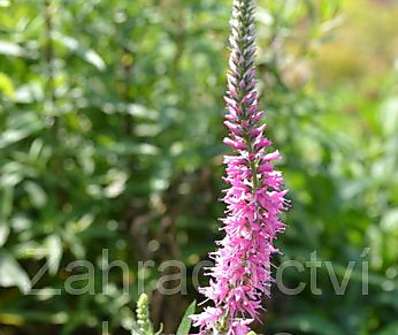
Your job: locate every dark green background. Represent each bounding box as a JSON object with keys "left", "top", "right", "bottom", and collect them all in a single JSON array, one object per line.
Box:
[{"left": 0, "top": 0, "right": 397, "bottom": 334}]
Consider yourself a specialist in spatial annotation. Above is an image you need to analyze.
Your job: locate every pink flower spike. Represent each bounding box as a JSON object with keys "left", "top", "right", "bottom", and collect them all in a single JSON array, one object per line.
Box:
[{"left": 192, "top": 1, "right": 289, "bottom": 334}]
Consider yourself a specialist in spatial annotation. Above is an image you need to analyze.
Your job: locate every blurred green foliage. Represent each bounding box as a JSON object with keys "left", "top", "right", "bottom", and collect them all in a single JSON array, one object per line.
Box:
[{"left": 0, "top": 0, "right": 397, "bottom": 334}]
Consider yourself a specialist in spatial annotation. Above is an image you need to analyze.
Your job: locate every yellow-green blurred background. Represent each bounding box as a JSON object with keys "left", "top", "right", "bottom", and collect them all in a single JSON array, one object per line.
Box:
[{"left": 0, "top": 0, "right": 397, "bottom": 334}]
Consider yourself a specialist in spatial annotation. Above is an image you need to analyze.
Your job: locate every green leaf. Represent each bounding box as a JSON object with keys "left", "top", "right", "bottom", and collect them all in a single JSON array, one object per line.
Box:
[
  {"left": 176, "top": 300, "right": 196, "bottom": 335},
  {"left": 0, "top": 251, "right": 31, "bottom": 293},
  {"left": 52, "top": 32, "right": 106, "bottom": 71},
  {"left": 0, "top": 72, "right": 15, "bottom": 98},
  {"left": 0, "top": 223, "right": 10, "bottom": 247},
  {"left": 380, "top": 98, "right": 398, "bottom": 136},
  {"left": 0, "top": 40, "right": 26, "bottom": 57},
  {"left": 126, "top": 104, "right": 159, "bottom": 120},
  {"left": 0, "top": 112, "right": 44, "bottom": 149},
  {"left": 381, "top": 208, "right": 398, "bottom": 232},
  {"left": 45, "top": 235, "right": 62, "bottom": 275},
  {"left": 24, "top": 181, "right": 47, "bottom": 208},
  {"left": 0, "top": 186, "right": 14, "bottom": 218}
]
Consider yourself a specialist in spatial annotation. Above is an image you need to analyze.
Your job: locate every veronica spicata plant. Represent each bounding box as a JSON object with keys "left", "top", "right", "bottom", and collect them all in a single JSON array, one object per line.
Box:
[
  {"left": 191, "top": 0, "right": 289, "bottom": 334},
  {"left": 132, "top": 293, "right": 196, "bottom": 335}
]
